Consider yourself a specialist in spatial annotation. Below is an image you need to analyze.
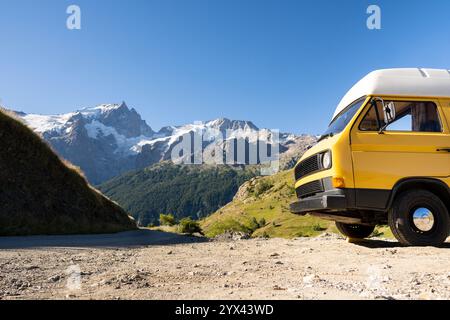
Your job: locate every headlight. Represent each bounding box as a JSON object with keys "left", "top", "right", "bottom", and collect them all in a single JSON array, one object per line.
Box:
[{"left": 321, "top": 151, "right": 332, "bottom": 169}]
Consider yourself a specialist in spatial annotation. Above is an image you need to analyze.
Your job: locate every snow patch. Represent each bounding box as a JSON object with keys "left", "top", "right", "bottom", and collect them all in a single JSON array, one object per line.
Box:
[
  {"left": 22, "top": 113, "right": 76, "bottom": 133},
  {"left": 79, "top": 103, "right": 122, "bottom": 119},
  {"left": 84, "top": 120, "right": 170, "bottom": 155}
]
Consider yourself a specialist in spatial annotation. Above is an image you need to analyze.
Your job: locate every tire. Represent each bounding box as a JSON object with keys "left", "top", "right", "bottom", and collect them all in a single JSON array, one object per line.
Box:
[
  {"left": 388, "top": 189, "right": 450, "bottom": 246},
  {"left": 335, "top": 222, "right": 375, "bottom": 239}
]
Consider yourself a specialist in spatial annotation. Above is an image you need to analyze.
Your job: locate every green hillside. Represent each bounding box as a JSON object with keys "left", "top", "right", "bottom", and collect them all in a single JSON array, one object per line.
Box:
[
  {"left": 201, "top": 169, "right": 393, "bottom": 239},
  {"left": 98, "top": 163, "right": 258, "bottom": 226},
  {"left": 0, "top": 108, "right": 137, "bottom": 236},
  {"left": 200, "top": 169, "right": 334, "bottom": 238}
]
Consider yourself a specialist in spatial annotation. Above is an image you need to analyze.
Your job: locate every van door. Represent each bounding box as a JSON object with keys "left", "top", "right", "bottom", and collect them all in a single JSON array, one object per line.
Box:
[
  {"left": 439, "top": 99, "right": 450, "bottom": 181},
  {"left": 350, "top": 98, "right": 450, "bottom": 209}
]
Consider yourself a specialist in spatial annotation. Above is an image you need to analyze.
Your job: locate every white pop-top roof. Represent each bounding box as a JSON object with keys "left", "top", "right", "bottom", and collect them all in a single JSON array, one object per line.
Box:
[{"left": 333, "top": 68, "right": 450, "bottom": 120}]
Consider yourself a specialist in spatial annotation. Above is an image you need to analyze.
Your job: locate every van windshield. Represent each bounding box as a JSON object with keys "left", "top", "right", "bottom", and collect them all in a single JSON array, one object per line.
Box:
[{"left": 319, "top": 98, "right": 365, "bottom": 141}]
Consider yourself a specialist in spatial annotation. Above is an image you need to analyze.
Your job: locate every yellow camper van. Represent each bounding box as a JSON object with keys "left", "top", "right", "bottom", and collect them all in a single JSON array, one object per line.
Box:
[{"left": 290, "top": 68, "right": 450, "bottom": 246}]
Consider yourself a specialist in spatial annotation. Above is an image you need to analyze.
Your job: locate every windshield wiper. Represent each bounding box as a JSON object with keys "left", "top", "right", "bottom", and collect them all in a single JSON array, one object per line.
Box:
[{"left": 317, "top": 132, "right": 334, "bottom": 143}]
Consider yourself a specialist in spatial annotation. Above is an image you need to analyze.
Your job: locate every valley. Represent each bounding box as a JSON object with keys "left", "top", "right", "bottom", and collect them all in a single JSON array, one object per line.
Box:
[
  {"left": 7, "top": 102, "right": 318, "bottom": 234},
  {"left": 98, "top": 163, "right": 258, "bottom": 226}
]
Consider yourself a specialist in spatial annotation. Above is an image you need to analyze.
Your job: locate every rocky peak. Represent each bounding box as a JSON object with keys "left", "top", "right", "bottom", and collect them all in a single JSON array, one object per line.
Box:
[
  {"left": 97, "top": 102, "right": 154, "bottom": 138},
  {"left": 156, "top": 126, "right": 175, "bottom": 137},
  {"left": 206, "top": 118, "right": 259, "bottom": 132}
]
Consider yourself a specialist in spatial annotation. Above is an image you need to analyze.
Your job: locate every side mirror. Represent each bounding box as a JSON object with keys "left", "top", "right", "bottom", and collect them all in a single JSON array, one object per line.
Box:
[
  {"left": 383, "top": 101, "right": 396, "bottom": 124},
  {"left": 371, "top": 98, "right": 396, "bottom": 133}
]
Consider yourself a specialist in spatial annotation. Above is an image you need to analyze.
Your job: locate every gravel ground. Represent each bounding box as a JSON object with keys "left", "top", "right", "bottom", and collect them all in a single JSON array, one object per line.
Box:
[{"left": 0, "top": 230, "right": 449, "bottom": 300}]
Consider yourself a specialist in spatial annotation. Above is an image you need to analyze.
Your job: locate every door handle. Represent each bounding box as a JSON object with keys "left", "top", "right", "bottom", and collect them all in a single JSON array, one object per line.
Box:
[{"left": 437, "top": 148, "right": 450, "bottom": 152}]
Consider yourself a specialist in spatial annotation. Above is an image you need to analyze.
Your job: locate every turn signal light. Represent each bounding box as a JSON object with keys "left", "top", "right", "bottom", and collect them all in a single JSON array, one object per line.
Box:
[{"left": 332, "top": 177, "right": 345, "bottom": 188}]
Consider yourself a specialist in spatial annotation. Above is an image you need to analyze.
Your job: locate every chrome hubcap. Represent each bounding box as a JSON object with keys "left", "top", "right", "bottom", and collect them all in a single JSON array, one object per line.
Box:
[{"left": 412, "top": 207, "right": 435, "bottom": 232}]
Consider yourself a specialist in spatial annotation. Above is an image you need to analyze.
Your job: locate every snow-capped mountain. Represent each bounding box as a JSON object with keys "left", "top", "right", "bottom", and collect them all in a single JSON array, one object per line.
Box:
[{"left": 10, "top": 102, "right": 316, "bottom": 184}]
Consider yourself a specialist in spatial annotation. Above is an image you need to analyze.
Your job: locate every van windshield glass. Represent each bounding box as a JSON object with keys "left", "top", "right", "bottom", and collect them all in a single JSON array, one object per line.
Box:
[{"left": 320, "top": 98, "right": 365, "bottom": 140}]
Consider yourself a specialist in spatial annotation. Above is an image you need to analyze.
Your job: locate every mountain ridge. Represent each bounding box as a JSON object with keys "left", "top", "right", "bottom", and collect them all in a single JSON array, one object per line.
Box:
[{"left": 10, "top": 102, "right": 316, "bottom": 184}]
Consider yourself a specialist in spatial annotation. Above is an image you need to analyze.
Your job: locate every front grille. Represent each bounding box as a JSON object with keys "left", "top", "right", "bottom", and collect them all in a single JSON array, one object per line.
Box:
[
  {"left": 296, "top": 179, "right": 324, "bottom": 198},
  {"left": 295, "top": 154, "right": 321, "bottom": 180}
]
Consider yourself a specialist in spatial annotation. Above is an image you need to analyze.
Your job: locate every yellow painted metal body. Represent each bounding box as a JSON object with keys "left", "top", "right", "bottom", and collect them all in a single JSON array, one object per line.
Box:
[{"left": 295, "top": 96, "right": 450, "bottom": 192}]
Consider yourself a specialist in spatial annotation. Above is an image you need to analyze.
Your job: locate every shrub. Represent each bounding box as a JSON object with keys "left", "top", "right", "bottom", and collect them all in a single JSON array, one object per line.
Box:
[
  {"left": 159, "top": 213, "right": 176, "bottom": 226},
  {"left": 312, "top": 223, "right": 326, "bottom": 232},
  {"left": 178, "top": 217, "right": 203, "bottom": 235},
  {"left": 248, "top": 217, "right": 260, "bottom": 232},
  {"left": 295, "top": 231, "right": 305, "bottom": 237},
  {"left": 247, "top": 217, "right": 268, "bottom": 233},
  {"left": 254, "top": 180, "right": 273, "bottom": 197},
  {"left": 258, "top": 218, "right": 266, "bottom": 227}
]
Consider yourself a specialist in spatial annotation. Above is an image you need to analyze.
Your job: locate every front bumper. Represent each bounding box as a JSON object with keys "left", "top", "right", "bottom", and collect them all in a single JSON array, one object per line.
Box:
[{"left": 289, "top": 193, "right": 347, "bottom": 214}]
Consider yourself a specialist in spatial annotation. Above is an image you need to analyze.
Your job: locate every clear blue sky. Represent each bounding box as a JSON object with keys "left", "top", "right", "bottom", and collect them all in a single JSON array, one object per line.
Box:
[{"left": 1, "top": 0, "right": 450, "bottom": 134}]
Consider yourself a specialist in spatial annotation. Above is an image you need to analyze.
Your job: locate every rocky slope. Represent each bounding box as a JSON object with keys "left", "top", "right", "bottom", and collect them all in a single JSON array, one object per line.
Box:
[
  {"left": 11, "top": 102, "right": 316, "bottom": 184},
  {"left": 0, "top": 108, "right": 137, "bottom": 236}
]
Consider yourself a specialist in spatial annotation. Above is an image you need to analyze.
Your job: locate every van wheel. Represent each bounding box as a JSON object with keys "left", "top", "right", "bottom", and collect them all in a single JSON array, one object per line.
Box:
[
  {"left": 335, "top": 222, "right": 375, "bottom": 239},
  {"left": 388, "top": 190, "right": 450, "bottom": 246}
]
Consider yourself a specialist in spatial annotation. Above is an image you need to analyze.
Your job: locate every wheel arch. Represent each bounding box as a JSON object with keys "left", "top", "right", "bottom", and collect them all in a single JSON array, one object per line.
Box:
[{"left": 387, "top": 178, "right": 450, "bottom": 214}]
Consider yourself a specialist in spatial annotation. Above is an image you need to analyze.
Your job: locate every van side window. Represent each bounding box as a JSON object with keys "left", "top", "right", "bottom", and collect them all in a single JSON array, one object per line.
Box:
[{"left": 359, "top": 101, "right": 442, "bottom": 132}]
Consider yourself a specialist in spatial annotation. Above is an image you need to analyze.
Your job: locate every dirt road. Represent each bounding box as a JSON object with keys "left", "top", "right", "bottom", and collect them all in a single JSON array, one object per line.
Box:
[{"left": 0, "top": 230, "right": 449, "bottom": 300}]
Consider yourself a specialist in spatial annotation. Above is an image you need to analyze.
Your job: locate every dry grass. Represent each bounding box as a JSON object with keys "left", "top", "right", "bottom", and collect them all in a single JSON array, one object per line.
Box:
[{"left": 0, "top": 109, "right": 137, "bottom": 236}]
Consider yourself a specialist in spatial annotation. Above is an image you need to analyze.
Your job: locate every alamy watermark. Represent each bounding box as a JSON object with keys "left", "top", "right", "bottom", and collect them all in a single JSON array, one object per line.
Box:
[
  {"left": 66, "top": 5, "right": 81, "bottom": 30},
  {"left": 367, "top": 5, "right": 381, "bottom": 30},
  {"left": 169, "top": 124, "right": 280, "bottom": 175},
  {"left": 65, "top": 5, "right": 380, "bottom": 31},
  {"left": 66, "top": 264, "right": 81, "bottom": 291}
]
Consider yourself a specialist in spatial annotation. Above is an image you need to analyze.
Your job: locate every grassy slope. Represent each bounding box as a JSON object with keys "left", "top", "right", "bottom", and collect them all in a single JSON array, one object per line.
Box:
[
  {"left": 0, "top": 109, "right": 137, "bottom": 236},
  {"left": 201, "top": 170, "right": 333, "bottom": 238},
  {"left": 201, "top": 169, "right": 393, "bottom": 239}
]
